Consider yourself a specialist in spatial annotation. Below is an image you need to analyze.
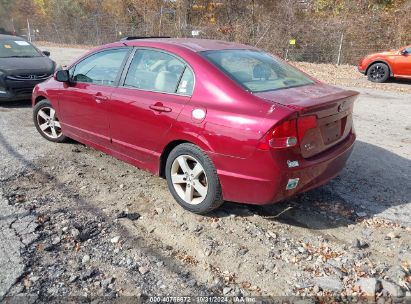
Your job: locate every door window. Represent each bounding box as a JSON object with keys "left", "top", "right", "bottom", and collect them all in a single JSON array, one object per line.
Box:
[
  {"left": 124, "top": 49, "right": 191, "bottom": 94},
  {"left": 72, "top": 48, "right": 129, "bottom": 86}
]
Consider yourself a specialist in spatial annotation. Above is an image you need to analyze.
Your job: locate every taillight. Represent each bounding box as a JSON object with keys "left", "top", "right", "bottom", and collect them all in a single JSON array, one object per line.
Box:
[
  {"left": 258, "top": 115, "right": 317, "bottom": 150},
  {"left": 297, "top": 115, "right": 317, "bottom": 142},
  {"left": 258, "top": 119, "right": 298, "bottom": 150}
]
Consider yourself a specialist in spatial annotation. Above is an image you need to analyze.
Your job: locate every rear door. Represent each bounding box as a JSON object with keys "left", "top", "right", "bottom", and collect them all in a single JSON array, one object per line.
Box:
[
  {"left": 108, "top": 48, "right": 195, "bottom": 163},
  {"left": 58, "top": 48, "right": 131, "bottom": 146}
]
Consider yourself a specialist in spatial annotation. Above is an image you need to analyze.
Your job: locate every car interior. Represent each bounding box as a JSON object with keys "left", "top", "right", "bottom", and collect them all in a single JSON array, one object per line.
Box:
[{"left": 124, "top": 51, "right": 186, "bottom": 94}]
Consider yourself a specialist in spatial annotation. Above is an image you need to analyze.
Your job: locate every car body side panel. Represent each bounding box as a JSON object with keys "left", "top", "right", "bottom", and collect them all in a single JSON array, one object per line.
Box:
[
  {"left": 392, "top": 54, "right": 411, "bottom": 77},
  {"left": 60, "top": 124, "right": 161, "bottom": 175},
  {"left": 60, "top": 40, "right": 306, "bottom": 160},
  {"left": 109, "top": 88, "right": 191, "bottom": 163},
  {"left": 32, "top": 81, "right": 62, "bottom": 111},
  {"left": 154, "top": 52, "right": 293, "bottom": 159},
  {"left": 358, "top": 46, "right": 411, "bottom": 79}
]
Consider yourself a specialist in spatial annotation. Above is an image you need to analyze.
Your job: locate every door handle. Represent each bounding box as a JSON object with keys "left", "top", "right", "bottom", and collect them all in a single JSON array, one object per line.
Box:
[
  {"left": 95, "top": 94, "right": 108, "bottom": 103},
  {"left": 149, "top": 103, "right": 172, "bottom": 113}
]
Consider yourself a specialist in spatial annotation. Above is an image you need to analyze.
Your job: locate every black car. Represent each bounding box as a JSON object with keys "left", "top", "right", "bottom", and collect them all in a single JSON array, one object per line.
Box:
[{"left": 0, "top": 34, "right": 56, "bottom": 101}]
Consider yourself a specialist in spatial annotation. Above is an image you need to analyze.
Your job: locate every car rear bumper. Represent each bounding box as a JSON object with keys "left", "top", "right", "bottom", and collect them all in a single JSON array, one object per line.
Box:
[{"left": 209, "top": 132, "right": 356, "bottom": 205}]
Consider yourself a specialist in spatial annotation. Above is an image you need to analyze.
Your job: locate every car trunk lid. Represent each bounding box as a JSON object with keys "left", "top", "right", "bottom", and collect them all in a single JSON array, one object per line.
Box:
[{"left": 256, "top": 83, "right": 359, "bottom": 158}]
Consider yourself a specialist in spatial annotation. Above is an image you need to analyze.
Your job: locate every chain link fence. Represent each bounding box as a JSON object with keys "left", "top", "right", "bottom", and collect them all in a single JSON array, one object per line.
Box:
[{"left": 27, "top": 19, "right": 401, "bottom": 66}]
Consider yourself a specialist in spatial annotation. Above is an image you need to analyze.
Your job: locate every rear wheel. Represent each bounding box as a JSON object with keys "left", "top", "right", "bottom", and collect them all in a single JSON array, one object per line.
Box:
[
  {"left": 367, "top": 63, "right": 390, "bottom": 83},
  {"left": 33, "top": 99, "right": 67, "bottom": 143},
  {"left": 165, "top": 143, "right": 223, "bottom": 214}
]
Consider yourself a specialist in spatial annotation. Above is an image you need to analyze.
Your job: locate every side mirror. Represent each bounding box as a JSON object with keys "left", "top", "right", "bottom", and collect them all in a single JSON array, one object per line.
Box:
[
  {"left": 55, "top": 70, "right": 70, "bottom": 82},
  {"left": 42, "top": 50, "right": 51, "bottom": 57}
]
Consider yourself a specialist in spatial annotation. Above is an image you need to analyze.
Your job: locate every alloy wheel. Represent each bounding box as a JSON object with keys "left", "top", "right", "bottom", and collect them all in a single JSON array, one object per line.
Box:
[
  {"left": 170, "top": 155, "right": 208, "bottom": 205},
  {"left": 369, "top": 65, "right": 386, "bottom": 81},
  {"left": 36, "top": 107, "right": 62, "bottom": 139}
]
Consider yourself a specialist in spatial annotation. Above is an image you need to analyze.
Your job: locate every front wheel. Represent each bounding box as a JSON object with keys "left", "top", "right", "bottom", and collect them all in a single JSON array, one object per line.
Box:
[
  {"left": 33, "top": 99, "right": 67, "bottom": 143},
  {"left": 367, "top": 63, "right": 390, "bottom": 83},
  {"left": 165, "top": 143, "right": 223, "bottom": 214}
]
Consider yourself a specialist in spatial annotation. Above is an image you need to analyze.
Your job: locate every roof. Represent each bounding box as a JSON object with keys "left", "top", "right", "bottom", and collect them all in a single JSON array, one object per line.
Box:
[
  {"left": 0, "top": 34, "right": 25, "bottom": 41},
  {"left": 123, "top": 38, "right": 256, "bottom": 52}
]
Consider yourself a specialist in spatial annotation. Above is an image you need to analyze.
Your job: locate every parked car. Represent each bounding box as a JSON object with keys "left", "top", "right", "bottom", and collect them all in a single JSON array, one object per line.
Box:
[
  {"left": 0, "top": 34, "right": 55, "bottom": 101},
  {"left": 358, "top": 45, "right": 411, "bottom": 83},
  {"left": 32, "top": 38, "right": 358, "bottom": 214}
]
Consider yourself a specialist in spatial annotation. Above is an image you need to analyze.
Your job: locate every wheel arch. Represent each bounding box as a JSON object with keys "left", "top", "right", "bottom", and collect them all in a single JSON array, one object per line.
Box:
[
  {"left": 159, "top": 134, "right": 215, "bottom": 178},
  {"left": 34, "top": 95, "right": 47, "bottom": 105},
  {"left": 366, "top": 60, "right": 393, "bottom": 77},
  {"left": 159, "top": 140, "right": 192, "bottom": 178}
]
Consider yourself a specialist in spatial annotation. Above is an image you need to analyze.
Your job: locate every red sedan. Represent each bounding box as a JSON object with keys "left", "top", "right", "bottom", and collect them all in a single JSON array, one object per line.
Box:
[
  {"left": 32, "top": 38, "right": 358, "bottom": 214},
  {"left": 358, "top": 45, "right": 411, "bottom": 82}
]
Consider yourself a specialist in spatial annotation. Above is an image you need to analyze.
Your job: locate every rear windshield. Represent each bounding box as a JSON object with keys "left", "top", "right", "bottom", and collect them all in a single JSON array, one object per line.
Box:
[
  {"left": 0, "top": 39, "right": 41, "bottom": 58},
  {"left": 201, "top": 49, "right": 314, "bottom": 92}
]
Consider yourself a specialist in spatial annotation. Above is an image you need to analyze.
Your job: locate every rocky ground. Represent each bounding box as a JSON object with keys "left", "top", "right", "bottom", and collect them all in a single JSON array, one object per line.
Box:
[{"left": 0, "top": 45, "right": 410, "bottom": 303}]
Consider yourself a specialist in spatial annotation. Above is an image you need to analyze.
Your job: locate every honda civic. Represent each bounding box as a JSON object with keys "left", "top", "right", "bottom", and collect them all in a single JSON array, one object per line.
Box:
[{"left": 32, "top": 38, "right": 358, "bottom": 214}]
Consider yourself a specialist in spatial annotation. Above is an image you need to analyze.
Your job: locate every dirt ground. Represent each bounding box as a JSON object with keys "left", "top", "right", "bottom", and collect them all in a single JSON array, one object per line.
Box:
[{"left": 0, "top": 45, "right": 410, "bottom": 302}]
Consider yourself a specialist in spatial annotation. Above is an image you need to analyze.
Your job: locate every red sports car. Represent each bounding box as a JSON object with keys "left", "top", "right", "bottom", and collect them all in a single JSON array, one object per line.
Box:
[
  {"left": 32, "top": 38, "right": 358, "bottom": 214},
  {"left": 358, "top": 45, "right": 411, "bottom": 83}
]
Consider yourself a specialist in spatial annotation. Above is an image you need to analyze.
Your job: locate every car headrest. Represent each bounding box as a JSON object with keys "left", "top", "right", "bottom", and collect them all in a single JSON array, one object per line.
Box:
[
  {"left": 253, "top": 63, "right": 271, "bottom": 80},
  {"left": 155, "top": 71, "right": 177, "bottom": 93},
  {"left": 232, "top": 71, "right": 252, "bottom": 83}
]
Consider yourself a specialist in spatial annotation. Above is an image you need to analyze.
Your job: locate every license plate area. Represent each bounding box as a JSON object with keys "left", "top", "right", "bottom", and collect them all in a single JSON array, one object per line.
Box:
[
  {"left": 322, "top": 119, "right": 342, "bottom": 144},
  {"left": 300, "top": 99, "right": 354, "bottom": 159}
]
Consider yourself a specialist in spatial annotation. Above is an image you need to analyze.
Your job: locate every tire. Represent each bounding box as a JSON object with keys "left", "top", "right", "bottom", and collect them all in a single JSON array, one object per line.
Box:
[
  {"left": 367, "top": 62, "right": 390, "bottom": 83},
  {"left": 33, "top": 99, "right": 67, "bottom": 143},
  {"left": 165, "top": 143, "right": 223, "bottom": 214}
]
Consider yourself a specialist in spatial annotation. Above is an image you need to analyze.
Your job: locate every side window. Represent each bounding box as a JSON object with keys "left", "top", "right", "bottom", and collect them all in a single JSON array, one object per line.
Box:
[
  {"left": 406, "top": 47, "right": 411, "bottom": 54},
  {"left": 124, "top": 49, "right": 187, "bottom": 94},
  {"left": 72, "top": 48, "right": 129, "bottom": 86},
  {"left": 177, "top": 68, "right": 195, "bottom": 95}
]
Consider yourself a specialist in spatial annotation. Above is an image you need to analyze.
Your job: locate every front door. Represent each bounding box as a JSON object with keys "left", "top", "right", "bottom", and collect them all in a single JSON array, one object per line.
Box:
[{"left": 58, "top": 48, "right": 131, "bottom": 146}]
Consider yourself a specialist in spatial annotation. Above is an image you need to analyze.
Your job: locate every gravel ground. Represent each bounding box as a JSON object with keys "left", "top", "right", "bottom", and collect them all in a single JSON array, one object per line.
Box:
[
  {"left": 0, "top": 45, "right": 410, "bottom": 302},
  {"left": 294, "top": 62, "right": 411, "bottom": 94}
]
